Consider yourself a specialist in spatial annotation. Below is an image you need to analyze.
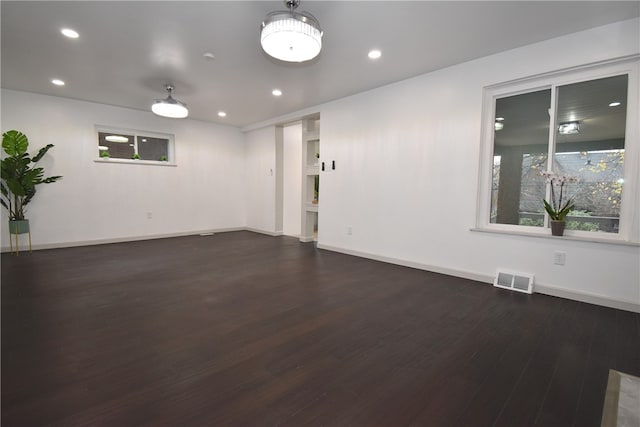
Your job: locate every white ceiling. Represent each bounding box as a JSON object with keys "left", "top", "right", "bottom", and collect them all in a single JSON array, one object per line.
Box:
[{"left": 2, "top": 1, "right": 638, "bottom": 128}]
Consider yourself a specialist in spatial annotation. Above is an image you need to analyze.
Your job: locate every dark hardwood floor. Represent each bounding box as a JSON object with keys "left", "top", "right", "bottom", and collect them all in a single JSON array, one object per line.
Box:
[{"left": 2, "top": 231, "right": 638, "bottom": 426}]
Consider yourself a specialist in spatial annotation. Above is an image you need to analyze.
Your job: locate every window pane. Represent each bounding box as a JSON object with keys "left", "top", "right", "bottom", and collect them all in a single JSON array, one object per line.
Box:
[
  {"left": 553, "top": 75, "right": 627, "bottom": 233},
  {"left": 137, "top": 136, "right": 168, "bottom": 161},
  {"left": 519, "top": 153, "right": 547, "bottom": 227},
  {"left": 98, "top": 132, "right": 135, "bottom": 159},
  {"left": 491, "top": 89, "right": 551, "bottom": 225}
]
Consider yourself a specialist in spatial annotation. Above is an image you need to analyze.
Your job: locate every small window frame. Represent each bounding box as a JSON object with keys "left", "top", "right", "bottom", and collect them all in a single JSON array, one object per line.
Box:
[{"left": 94, "top": 125, "right": 176, "bottom": 166}]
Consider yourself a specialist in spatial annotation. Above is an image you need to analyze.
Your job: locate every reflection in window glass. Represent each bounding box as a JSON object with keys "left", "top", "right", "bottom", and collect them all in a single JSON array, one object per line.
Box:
[
  {"left": 97, "top": 129, "right": 172, "bottom": 162},
  {"left": 489, "top": 74, "right": 628, "bottom": 234},
  {"left": 98, "top": 132, "right": 135, "bottom": 159},
  {"left": 137, "top": 136, "right": 169, "bottom": 161},
  {"left": 553, "top": 75, "right": 627, "bottom": 233},
  {"left": 519, "top": 153, "right": 548, "bottom": 227},
  {"left": 490, "top": 156, "right": 500, "bottom": 223},
  {"left": 552, "top": 150, "right": 624, "bottom": 232},
  {"left": 491, "top": 89, "right": 551, "bottom": 226}
]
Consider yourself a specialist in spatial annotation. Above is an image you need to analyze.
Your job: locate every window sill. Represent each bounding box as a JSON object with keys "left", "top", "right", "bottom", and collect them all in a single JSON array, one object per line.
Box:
[
  {"left": 94, "top": 158, "right": 176, "bottom": 167},
  {"left": 470, "top": 227, "right": 639, "bottom": 247}
]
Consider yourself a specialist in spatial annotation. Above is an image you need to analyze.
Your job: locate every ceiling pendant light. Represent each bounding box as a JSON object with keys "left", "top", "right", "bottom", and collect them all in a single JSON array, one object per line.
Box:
[
  {"left": 261, "top": 0, "right": 322, "bottom": 63},
  {"left": 151, "top": 84, "right": 188, "bottom": 118}
]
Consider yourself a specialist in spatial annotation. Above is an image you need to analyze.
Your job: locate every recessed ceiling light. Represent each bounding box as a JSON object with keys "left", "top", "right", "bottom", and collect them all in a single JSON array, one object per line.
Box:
[
  {"left": 495, "top": 117, "right": 504, "bottom": 121},
  {"left": 272, "top": 89, "right": 282, "bottom": 96},
  {"left": 203, "top": 52, "right": 215, "bottom": 60},
  {"left": 51, "top": 79, "right": 65, "bottom": 86},
  {"left": 368, "top": 49, "right": 382, "bottom": 59},
  {"left": 61, "top": 28, "right": 79, "bottom": 39},
  {"left": 105, "top": 135, "right": 129, "bottom": 143},
  {"left": 218, "top": 111, "right": 227, "bottom": 117},
  {"left": 609, "top": 101, "right": 621, "bottom": 107}
]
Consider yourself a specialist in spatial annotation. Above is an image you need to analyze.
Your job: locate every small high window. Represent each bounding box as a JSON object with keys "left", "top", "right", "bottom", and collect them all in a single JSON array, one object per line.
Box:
[{"left": 97, "top": 128, "right": 173, "bottom": 163}]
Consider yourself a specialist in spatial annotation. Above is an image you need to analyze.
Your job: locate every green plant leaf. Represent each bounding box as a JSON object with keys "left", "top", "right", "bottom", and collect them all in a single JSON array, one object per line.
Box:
[
  {"left": 5, "top": 179, "right": 26, "bottom": 196},
  {"left": 2, "top": 130, "right": 28, "bottom": 156},
  {"left": 41, "top": 175, "right": 62, "bottom": 184},
  {"left": 31, "top": 144, "right": 55, "bottom": 162},
  {"left": 543, "top": 199, "right": 558, "bottom": 220},
  {"left": 22, "top": 187, "right": 36, "bottom": 208}
]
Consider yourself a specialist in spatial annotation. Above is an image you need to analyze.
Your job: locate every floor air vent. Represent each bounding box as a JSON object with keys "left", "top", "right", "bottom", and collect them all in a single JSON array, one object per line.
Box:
[{"left": 494, "top": 270, "right": 534, "bottom": 294}]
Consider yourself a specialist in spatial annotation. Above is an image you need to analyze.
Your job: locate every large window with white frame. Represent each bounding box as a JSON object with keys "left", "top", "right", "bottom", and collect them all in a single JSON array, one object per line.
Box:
[
  {"left": 477, "top": 59, "right": 639, "bottom": 242},
  {"left": 96, "top": 127, "right": 174, "bottom": 164}
]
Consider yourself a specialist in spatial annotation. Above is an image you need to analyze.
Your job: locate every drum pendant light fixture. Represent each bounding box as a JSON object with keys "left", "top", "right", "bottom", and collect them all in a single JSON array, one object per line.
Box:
[
  {"left": 261, "top": 0, "right": 322, "bottom": 62},
  {"left": 151, "top": 84, "right": 189, "bottom": 118}
]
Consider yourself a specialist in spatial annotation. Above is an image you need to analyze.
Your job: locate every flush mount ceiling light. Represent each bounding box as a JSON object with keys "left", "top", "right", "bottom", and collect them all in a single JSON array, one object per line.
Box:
[
  {"left": 261, "top": 0, "right": 322, "bottom": 62},
  {"left": 558, "top": 121, "right": 580, "bottom": 135},
  {"left": 105, "top": 135, "right": 128, "bottom": 143},
  {"left": 151, "top": 84, "right": 189, "bottom": 119}
]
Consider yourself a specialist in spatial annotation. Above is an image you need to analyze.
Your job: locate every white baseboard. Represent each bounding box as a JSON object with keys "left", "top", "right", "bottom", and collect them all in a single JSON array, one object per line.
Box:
[
  {"left": 316, "top": 243, "right": 494, "bottom": 284},
  {"left": 245, "top": 228, "right": 283, "bottom": 237},
  {"left": 534, "top": 283, "right": 639, "bottom": 313},
  {"left": 4, "top": 232, "right": 637, "bottom": 313},
  {"left": 0, "top": 227, "right": 246, "bottom": 252},
  {"left": 317, "top": 243, "right": 640, "bottom": 314}
]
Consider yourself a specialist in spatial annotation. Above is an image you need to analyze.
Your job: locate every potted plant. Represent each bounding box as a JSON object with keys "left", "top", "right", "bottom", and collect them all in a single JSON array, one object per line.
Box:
[
  {"left": 541, "top": 171, "right": 576, "bottom": 236},
  {"left": 99, "top": 150, "right": 110, "bottom": 158},
  {"left": 1, "top": 130, "right": 62, "bottom": 236},
  {"left": 132, "top": 153, "right": 141, "bottom": 160}
]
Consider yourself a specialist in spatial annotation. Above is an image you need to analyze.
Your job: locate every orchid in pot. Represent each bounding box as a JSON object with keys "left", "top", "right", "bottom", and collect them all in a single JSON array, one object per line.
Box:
[{"left": 541, "top": 171, "right": 577, "bottom": 236}]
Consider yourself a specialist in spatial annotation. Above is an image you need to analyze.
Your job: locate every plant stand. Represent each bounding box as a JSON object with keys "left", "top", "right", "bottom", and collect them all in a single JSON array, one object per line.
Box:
[{"left": 8, "top": 220, "right": 32, "bottom": 255}]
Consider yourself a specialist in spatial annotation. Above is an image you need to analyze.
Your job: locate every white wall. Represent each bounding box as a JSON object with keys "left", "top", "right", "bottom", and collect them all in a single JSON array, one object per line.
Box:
[
  {"left": 244, "top": 125, "right": 278, "bottom": 234},
  {"left": 283, "top": 123, "right": 302, "bottom": 236},
  {"left": 3, "top": 18, "right": 639, "bottom": 311},
  {"left": 1, "top": 89, "right": 246, "bottom": 248},
  {"left": 313, "top": 18, "right": 640, "bottom": 309}
]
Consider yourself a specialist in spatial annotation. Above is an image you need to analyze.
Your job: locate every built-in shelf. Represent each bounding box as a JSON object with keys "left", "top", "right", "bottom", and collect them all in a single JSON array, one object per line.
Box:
[
  {"left": 305, "top": 164, "right": 320, "bottom": 175},
  {"left": 301, "top": 115, "right": 320, "bottom": 242},
  {"left": 305, "top": 130, "right": 320, "bottom": 142},
  {"left": 305, "top": 203, "right": 319, "bottom": 212}
]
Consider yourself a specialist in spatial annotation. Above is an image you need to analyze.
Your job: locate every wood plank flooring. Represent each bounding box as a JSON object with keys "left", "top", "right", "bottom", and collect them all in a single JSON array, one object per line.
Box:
[{"left": 2, "top": 231, "right": 639, "bottom": 426}]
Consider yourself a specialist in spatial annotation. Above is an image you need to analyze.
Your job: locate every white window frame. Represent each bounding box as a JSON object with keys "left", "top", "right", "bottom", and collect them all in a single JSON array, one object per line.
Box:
[
  {"left": 94, "top": 125, "right": 176, "bottom": 166},
  {"left": 476, "top": 57, "right": 639, "bottom": 244}
]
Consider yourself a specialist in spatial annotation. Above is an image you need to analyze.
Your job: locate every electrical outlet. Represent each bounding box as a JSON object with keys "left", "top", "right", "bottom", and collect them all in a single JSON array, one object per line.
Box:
[
  {"left": 554, "top": 251, "right": 566, "bottom": 265},
  {"left": 347, "top": 226, "right": 352, "bottom": 235},
  {"left": 147, "top": 212, "right": 153, "bottom": 219}
]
